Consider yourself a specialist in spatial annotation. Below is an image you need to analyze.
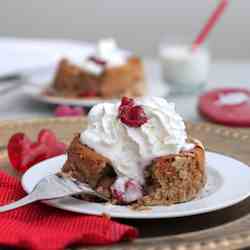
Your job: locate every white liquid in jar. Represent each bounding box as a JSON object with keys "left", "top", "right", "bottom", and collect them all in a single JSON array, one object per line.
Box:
[{"left": 160, "top": 45, "right": 210, "bottom": 87}]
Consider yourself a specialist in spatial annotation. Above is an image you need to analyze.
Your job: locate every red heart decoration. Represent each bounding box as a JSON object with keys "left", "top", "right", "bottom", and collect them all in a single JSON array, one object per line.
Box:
[
  {"left": 38, "top": 129, "right": 57, "bottom": 146},
  {"left": 8, "top": 129, "right": 66, "bottom": 172}
]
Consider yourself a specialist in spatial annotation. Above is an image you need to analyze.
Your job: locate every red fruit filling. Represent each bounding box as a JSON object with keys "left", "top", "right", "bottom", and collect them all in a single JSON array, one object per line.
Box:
[
  {"left": 111, "top": 179, "right": 143, "bottom": 204},
  {"left": 8, "top": 129, "right": 66, "bottom": 172},
  {"left": 118, "top": 97, "right": 148, "bottom": 127},
  {"left": 111, "top": 189, "right": 124, "bottom": 203}
]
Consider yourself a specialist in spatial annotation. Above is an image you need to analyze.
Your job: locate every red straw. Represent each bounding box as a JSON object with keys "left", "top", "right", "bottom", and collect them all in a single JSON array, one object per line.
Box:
[{"left": 192, "top": 0, "right": 229, "bottom": 51}]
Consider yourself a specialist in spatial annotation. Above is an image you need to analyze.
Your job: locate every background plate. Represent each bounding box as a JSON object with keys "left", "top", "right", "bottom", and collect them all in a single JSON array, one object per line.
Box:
[{"left": 24, "top": 79, "right": 169, "bottom": 107}]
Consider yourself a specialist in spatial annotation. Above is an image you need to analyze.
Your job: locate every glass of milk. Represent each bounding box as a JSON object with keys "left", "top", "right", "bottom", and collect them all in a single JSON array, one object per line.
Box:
[{"left": 159, "top": 43, "right": 210, "bottom": 94}]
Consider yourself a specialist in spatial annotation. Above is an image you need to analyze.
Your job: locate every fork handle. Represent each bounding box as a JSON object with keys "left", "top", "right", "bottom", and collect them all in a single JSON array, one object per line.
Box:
[{"left": 0, "top": 194, "right": 38, "bottom": 212}]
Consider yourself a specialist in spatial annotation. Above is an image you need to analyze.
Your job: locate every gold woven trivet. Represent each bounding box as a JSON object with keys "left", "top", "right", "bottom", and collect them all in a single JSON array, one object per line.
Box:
[{"left": 1, "top": 118, "right": 250, "bottom": 250}]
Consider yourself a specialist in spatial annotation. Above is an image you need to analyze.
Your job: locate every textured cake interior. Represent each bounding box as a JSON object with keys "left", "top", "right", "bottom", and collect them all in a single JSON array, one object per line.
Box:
[{"left": 62, "top": 134, "right": 206, "bottom": 206}]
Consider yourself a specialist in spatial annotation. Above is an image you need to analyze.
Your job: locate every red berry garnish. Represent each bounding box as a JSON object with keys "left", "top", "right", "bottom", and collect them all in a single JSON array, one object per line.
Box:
[
  {"left": 118, "top": 97, "right": 148, "bottom": 127},
  {"left": 8, "top": 130, "right": 67, "bottom": 172},
  {"left": 121, "top": 96, "right": 134, "bottom": 106},
  {"left": 54, "top": 105, "right": 72, "bottom": 117},
  {"left": 54, "top": 105, "right": 85, "bottom": 117},
  {"left": 88, "top": 56, "right": 107, "bottom": 66},
  {"left": 120, "top": 106, "right": 148, "bottom": 127},
  {"left": 118, "top": 96, "right": 135, "bottom": 116},
  {"left": 71, "top": 107, "right": 86, "bottom": 116}
]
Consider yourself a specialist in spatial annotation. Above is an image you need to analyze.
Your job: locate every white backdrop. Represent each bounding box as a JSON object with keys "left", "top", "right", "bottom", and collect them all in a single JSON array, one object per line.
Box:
[{"left": 0, "top": 0, "right": 249, "bottom": 59}]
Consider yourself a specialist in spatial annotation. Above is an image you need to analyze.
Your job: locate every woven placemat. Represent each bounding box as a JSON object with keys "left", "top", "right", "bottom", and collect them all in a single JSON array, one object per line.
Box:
[{"left": 1, "top": 118, "right": 250, "bottom": 250}]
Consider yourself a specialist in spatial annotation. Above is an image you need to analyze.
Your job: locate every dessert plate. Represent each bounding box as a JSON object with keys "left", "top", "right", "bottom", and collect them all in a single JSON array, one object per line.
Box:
[
  {"left": 22, "top": 152, "right": 250, "bottom": 219},
  {"left": 23, "top": 80, "right": 169, "bottom": 107}
]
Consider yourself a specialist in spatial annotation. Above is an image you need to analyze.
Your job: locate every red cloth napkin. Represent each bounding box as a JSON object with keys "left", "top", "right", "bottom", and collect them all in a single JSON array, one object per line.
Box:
[{"left": 0, "top": 170, "right": 138, "bottom": 250}]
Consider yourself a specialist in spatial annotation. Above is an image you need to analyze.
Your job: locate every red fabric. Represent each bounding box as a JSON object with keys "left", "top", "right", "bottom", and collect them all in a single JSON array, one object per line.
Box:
[
  {"left": 198, "top": 87, "right": 250, "bottom": 126},
  {"left": 0, "top": 171, "right": 138, "bottom": 250}
]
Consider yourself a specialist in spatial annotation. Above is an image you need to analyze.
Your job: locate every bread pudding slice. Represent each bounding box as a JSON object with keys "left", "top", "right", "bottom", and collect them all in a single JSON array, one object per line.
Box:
[
  {"left": 62, "top": 96, "right": 207, "bottom": 206},
  {"left": 52, "top": 39, "right": 145, "bottom": 98},
  {"left": 62, "top": 135, "right": 206, "bottom": 206}
]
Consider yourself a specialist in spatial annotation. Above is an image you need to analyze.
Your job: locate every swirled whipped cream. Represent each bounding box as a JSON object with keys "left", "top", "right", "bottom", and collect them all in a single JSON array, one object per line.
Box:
[
  {"left": 81, "top": 38, "right": 128, "bottom": 75},
  {"left": 80, "top": 97, "right": 192, "bottom": 185},
  {"left": 96, "top": 38, "right": 128, "bottom": 67}
]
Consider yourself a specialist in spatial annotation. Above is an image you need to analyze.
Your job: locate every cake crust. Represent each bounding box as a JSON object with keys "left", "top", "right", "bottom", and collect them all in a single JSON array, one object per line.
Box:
[{"left": 62, "top": 134, "right": 112, "bottom": 187}]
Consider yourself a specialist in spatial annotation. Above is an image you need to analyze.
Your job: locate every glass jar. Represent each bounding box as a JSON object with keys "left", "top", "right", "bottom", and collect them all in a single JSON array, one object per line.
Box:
[{"left": 159, "top": 40, "right": 210, "bottom": 95}]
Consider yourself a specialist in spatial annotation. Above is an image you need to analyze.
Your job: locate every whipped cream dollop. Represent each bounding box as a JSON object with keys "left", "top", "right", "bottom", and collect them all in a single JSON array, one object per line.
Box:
[
  {"left": 80, "top": 97, "right": 192, "bottom": 185},
  {"left": 81, "top": 38, "right": 128, "bottom": 75}
]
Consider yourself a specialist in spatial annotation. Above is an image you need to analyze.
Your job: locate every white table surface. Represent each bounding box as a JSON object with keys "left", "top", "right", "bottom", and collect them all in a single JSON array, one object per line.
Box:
[{"left": 0, "top": 59, "right": 249, "bottom": 122}]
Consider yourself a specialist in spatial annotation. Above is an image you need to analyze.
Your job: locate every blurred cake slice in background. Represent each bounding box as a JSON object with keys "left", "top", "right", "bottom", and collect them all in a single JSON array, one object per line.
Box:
[{"left": 52, "top": 38, "right": 145, "bottom": 99}]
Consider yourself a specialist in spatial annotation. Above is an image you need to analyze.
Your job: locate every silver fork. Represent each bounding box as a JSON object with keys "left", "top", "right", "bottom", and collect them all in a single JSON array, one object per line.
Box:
[{"left": 0, "top": 174, "right": 108, "bottom": 212}]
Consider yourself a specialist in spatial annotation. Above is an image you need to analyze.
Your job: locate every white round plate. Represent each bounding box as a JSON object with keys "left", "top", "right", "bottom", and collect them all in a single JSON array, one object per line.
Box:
[
  {"left": 24, "top": 80, "right": 169, "bottom": 107},
  {"left": 22, "top": 152, "right": 250, "bottom": 219}
]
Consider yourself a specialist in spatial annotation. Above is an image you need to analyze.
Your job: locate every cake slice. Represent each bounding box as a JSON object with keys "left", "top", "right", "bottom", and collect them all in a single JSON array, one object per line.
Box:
[
  {"left": 62, "top": 136, "right": 205, "bottom": 205},
  {"left": 62, "top": 96, "right": 206, "bottom": 206},
  {"left": 52, "top": 39, "right": 145, "bottom": 98}
]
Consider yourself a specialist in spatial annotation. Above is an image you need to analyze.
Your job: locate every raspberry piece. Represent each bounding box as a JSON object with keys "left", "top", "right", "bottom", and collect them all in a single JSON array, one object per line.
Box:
[
  {"left": 120, "top": 105, "right": 148, "bottom": 127},
  {"left": 118, "top": 97, "right": 148, "bottom": 127},
  {"left": 120, "top": 96, "right": 134, "bottom": 107},
  {"left": 88, "top": 56, "right": 107, "bottom": 66},
  {"left": 71, "top": 107, "right": 86, "bottom": 116},
  {"left": 118, "top": 97, "right": 135, "bottom": 115},
  {"left": 54, "top": 105, "right": 73, "bottom": 117},
  {"left": 54, "top": 105, "right": 85, "bottom": 117}
]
